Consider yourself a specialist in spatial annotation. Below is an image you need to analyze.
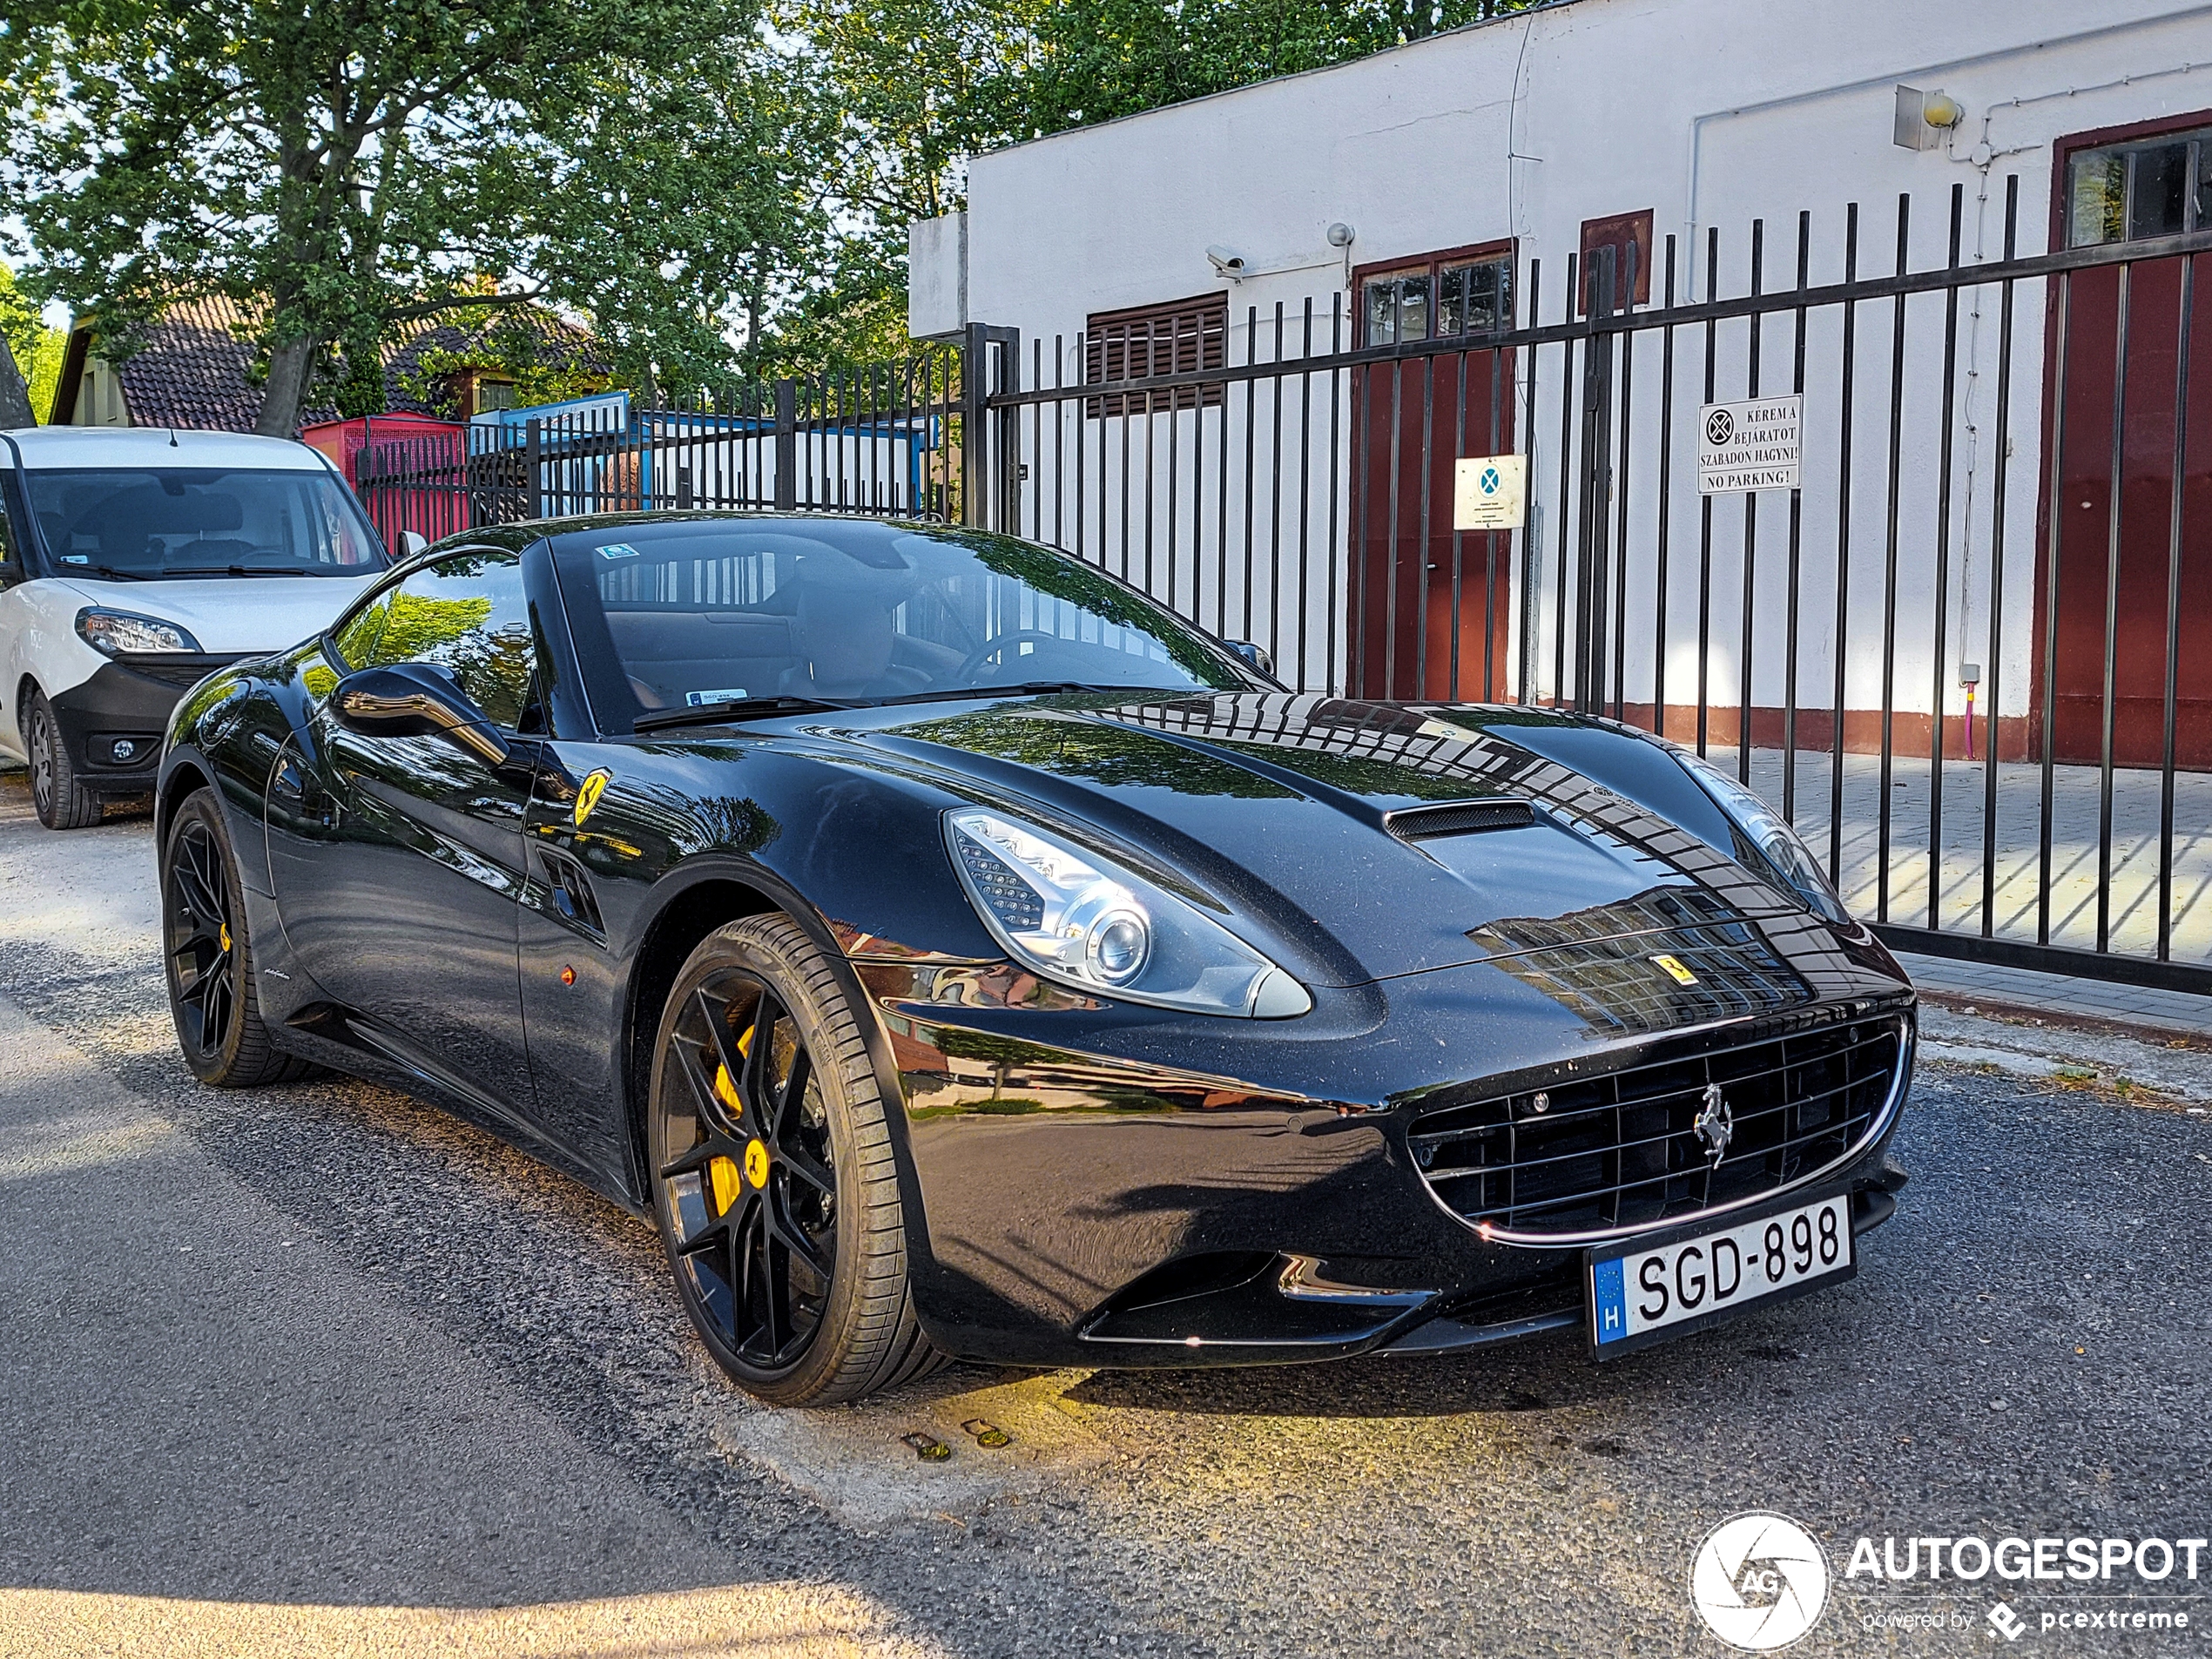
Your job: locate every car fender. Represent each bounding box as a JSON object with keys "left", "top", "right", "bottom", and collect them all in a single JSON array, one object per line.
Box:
[
  {"left": 624, "top": 850, "right": 957, "bottom": 1332},
  {"left": 3, "top": 576, "right": 111, "bottom": 738}
]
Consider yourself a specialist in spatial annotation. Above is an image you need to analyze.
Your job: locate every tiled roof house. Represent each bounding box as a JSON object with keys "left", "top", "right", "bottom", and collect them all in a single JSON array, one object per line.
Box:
[{"left": 48, "top": 294, "right": 605, "bottom": 433}]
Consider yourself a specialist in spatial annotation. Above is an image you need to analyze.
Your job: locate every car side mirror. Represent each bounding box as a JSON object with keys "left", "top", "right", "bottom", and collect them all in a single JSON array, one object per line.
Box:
[
  {"left": 330, "top": 663, "right": 511, "bottom": 767},
  {"left": 1224, "top": 639, "right": 1277, "bottom": 681},
  {"left": 397, "top": 530, "right": 429, "bottom": 558}
]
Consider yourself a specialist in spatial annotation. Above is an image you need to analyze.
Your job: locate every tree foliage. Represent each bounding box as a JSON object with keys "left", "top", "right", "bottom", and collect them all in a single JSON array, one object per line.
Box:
[
  {"left": 0, "top": 0, "right": 1538, "bottom": 423},
  {"left": 0, "top": 0, "right": 831, "bottom": 431},
  {"left": 0, "top": 263, "right": 66, "bottom": 423}
]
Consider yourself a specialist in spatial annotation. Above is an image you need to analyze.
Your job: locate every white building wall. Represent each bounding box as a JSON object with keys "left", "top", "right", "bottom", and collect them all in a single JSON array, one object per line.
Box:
[{"left": 941, "top": 0, "right": 2212, "bottom": 718}]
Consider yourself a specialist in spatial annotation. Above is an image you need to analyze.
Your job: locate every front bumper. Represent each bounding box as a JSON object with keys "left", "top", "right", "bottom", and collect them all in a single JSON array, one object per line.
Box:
[
  {"left": 50, "top": 655, "right": 243, "bottom": 794},
  {"left": 858, "top": 924, "right": 1918, "bottom": 1369}
]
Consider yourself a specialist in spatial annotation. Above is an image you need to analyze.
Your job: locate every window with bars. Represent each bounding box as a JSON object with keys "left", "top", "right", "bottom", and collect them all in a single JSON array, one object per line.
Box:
[
  {"left": 2067, "top": 124, "right": 2212, "bottom": 246},
  {"left": 1083, "top": 293, "right": 1227, "bottom": 416},
  {"left": 1359, "top": 248, "right": 1514, "bottom": 349}
]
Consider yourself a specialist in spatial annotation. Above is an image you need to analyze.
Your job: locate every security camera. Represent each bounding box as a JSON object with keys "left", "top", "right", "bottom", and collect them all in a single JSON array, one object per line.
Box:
[{"left": 1205, "top": 245, "right": 1246, "bottom": 280}]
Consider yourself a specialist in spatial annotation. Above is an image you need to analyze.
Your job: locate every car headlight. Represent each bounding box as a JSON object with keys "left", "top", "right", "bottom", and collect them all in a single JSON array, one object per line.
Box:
[
  {"left": 76, "top": 608, "right": 203, "bottom": 657},
  {"left": 945, "top": 808, "right": 1312, "bottom": 1018},
  {"left": 1677, "top": 754, "right": 1850, "bottom": 925}
]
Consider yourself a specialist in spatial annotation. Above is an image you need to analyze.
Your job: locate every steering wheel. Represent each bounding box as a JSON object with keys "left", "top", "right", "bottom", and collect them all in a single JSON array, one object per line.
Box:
[{"left": 954, "top": 630, "right": 1069, "bottom": 683}]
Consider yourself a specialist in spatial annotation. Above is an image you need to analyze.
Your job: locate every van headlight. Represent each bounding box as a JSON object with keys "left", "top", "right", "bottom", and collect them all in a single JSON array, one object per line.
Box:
[
  {"left": 945, "top": 809, "right": 1311, "bottom": 1018},
  {"left": 1678, "top": 754, "right": 1850, "bottom": 924},
  {"left": 77, "top": 608, "right": 203, "bottom": 657}
]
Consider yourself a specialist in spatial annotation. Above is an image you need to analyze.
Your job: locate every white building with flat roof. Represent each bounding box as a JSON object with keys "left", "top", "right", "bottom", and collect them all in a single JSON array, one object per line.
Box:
[{"left": 910, "top": 0, "right": 2211, "bottom": 781}]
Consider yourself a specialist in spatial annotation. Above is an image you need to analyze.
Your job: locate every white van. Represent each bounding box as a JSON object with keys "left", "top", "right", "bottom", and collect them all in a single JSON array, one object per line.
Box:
[{"left": 0, "top": 427, "right": 397, "bottom": 827}]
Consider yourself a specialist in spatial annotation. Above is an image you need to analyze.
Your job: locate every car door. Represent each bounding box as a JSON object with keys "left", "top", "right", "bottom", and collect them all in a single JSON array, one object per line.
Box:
[{"left": 266, "top": 549, "right": 540, "bottom": 1104}]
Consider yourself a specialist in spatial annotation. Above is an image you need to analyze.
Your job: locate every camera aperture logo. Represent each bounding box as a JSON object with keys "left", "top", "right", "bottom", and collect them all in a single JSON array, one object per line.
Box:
[{"left": 1691, "top": 1512, "right": 1831, "bottom": 1650}]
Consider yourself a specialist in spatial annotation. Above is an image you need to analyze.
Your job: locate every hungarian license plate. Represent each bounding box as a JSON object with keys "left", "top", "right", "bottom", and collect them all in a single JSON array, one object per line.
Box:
[{"left": 1588, "top": 1192, "right": 1853, "bottom": 1357}]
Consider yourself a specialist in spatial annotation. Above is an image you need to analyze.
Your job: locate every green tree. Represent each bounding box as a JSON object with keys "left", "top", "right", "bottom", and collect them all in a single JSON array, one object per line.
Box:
[
  {"left": 0, "top": 0, "right": 819, "bottom": 433},
  {"left": 0, "top": 263, "right": 64, "bottom": 425}
]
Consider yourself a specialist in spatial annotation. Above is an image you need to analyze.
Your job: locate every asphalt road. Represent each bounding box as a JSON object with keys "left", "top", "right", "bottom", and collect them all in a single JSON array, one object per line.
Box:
[{"left": 2, "top": 775, "right": 2209, "bottom": 1657}]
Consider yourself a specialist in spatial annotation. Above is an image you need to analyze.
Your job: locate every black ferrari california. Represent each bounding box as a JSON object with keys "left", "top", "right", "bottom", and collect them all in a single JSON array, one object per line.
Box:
[{"left": 157, "top": 512, "right": 1913, "bottom": 1404}]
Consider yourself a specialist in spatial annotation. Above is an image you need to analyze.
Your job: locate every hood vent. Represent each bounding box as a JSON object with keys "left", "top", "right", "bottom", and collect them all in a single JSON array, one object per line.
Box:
[{"left": 1385, "top": 798, "right": 1534, "bottom": 842}]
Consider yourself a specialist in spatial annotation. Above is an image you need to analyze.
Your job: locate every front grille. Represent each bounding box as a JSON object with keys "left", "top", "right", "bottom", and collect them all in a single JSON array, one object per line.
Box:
[
  {"left": 1409, "top": 1014, "right": 1905, "bottom": 1242},
  {"left": 118, "top": 651, "right": 248, "bottom": 688}
]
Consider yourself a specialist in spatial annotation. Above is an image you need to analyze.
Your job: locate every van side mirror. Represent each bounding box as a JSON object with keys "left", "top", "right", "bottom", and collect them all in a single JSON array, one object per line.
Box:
[
  {"left": 330, "top": 663, "right": 510, "bottom": 767},
  {"left": 398, "top": 530, "right": 429, "bottom": 558}
]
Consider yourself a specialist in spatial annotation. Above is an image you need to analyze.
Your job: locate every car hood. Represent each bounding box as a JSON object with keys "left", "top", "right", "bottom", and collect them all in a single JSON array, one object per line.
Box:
[
  {"left": 51, "top": 573, "right": 381, "bottom": 654},
  {"left": 867, "top": 690, "right": 1825, "bottom": 987}
]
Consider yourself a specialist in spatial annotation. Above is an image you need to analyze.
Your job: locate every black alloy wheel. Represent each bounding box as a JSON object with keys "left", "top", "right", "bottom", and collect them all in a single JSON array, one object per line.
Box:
[
  {"left": 25, "top": 691, "right": 100, "bottom": 829},
  {"left": 648, "top": 914, "right": 944, "bottom": 1406},
  {"left": 168, "top": 813, "right": 237, "bottom": 1061},
  {"left": 161, "top": 790, "right": 309, "bottom": 1088}
]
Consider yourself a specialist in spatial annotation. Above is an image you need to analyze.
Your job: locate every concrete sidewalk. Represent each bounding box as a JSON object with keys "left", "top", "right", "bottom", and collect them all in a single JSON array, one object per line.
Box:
[{"left": 1897, "top": 950, "right": 2212, "bottom": 1043}]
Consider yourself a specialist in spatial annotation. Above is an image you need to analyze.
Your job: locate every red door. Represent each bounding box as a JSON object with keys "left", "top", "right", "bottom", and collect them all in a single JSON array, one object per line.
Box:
[
  {"left": 2040, "top": 116, "right": 2212, "bottom": 768},
  {"left": 1351, "top": 245, "right": 1516, "bottom": 702}
]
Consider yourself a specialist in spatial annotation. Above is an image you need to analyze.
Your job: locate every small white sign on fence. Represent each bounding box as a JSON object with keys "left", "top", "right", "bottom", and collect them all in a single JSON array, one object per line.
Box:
[
  {"left": 1453, "top": 454, "right": 1527, "bottom": 530},
  {"left": 1697, "top": 395, "right": 1802, "bottom": 495}
]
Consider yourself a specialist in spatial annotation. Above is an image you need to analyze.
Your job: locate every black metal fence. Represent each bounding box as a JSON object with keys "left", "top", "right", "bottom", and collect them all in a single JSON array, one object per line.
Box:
[
  {"left": 355, "top": 347, "right": 966, "bottom": 543},
  {"left": 354, "top": 179, "right": 2212, "bottom": 995}
]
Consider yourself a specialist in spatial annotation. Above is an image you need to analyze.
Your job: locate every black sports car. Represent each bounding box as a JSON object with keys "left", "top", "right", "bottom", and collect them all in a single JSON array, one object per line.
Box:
[{"left": 157, "top": 511, "right": 1913, "bottom": 1405}]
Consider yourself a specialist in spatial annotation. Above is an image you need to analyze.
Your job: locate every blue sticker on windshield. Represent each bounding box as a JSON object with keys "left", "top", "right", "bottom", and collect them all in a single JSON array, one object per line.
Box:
[
  {"left": 685, "top": 688, "right": 751, "bottom": 707},
  {"left": 598, "top": 543, "right": 641, "bottom": 561}
]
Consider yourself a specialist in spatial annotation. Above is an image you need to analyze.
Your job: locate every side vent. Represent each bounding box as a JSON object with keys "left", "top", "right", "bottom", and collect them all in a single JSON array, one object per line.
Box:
[
  {"left": 536, "top": 846, "right": 606, "bottom": 939},
  {"left": 1385, "top": 799, "right": 1535, "bottom": 842}
]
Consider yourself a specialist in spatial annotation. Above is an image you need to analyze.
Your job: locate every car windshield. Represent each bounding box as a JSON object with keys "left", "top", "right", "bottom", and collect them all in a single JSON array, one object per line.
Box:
[
  {"left": 23, "top": 467, "right": 388, "bottom": 579},
  {"left": 563, "top": 519, "right": 1253, "bottom": 725}
]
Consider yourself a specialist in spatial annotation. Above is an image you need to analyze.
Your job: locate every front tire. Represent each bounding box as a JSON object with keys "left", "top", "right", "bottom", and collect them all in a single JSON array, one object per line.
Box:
[
  {"left": 162, "top": 789, "right": 309, "bottom": 1087},
  {"left": 25, "top": 690, "right": 101, "bottom": 829},
  {"left": 647, "top": 914, "right": 945, "bottom": 1406}
]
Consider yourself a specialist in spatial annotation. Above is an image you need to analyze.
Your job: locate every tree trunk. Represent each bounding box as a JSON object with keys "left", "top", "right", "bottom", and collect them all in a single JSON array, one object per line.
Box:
[
  {"left": 254, "top": 328, "right": 318, "bottom": 437},
  {"left": 0, "top": 334, "right": 36, "bottom": 428}
]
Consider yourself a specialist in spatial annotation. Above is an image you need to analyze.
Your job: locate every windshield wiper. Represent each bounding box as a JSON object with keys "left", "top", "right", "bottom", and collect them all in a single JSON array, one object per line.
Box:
[
  {"left": 58, "top": 563, "right": 147, "bottom": 582},
  {"left": 633, "top": 695, "right": 856, "bottom": 732},
  {"left": 866, "top": 681, "right": 1160, "bottom": 707},
  {"left": 161, "top": 564, "right": 319, "bottom": 577}
]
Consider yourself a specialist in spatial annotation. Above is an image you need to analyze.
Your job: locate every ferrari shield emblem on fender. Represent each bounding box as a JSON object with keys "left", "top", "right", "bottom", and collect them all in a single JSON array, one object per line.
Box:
[
  {"left": 572, "top": 768, "right": 612, "bottom": 826},
  {"left": 1693, "top": 1082, "right": 1733, "bottom": 1167}
]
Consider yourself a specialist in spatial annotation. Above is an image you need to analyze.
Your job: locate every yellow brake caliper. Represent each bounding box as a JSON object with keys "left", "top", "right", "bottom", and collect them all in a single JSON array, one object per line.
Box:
[{"left": 707, "top": 1024, "right": 755, "bottom": 1215}]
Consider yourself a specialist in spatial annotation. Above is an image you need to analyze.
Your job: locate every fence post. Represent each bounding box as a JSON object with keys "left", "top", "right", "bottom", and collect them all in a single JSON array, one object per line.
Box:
[
  {"left": 995, "top": 329, "right": 1022, "bottom": 533},
  {"left": 525, "top": 417, "right": 543, "bottom": 523},
  {"left": 1573, "top": 248, "right": 1618, "bottom": 713},
  {"left": 961, "top": 321, "right": 990, "bottom": 528},
  {"left": 773, "top": 379, "right": 798, "bottom": 511}
]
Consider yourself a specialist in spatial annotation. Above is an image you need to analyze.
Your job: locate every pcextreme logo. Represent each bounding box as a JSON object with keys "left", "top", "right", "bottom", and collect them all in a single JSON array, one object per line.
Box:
[{"left": 1690, "top": 1512, "right": 1831, "bottom": 1651}]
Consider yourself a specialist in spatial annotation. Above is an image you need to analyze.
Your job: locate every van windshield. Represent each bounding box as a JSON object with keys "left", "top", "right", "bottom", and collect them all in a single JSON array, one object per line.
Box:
[{"left": 23, "top": 467, "right": 388, "bottom": 579}]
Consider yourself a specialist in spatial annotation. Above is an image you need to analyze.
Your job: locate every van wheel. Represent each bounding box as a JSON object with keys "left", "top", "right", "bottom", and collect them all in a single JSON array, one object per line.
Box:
[{"left": 25, "top": 691, "right": 102, "bottom": 830}]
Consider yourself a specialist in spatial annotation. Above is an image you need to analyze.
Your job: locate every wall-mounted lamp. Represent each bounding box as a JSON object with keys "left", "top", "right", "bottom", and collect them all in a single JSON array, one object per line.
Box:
[
  {"left": 1326, "top": 223, "right": 1357, "bottom": 287},
  {"left": 1894, "top": 85, "right": 1964, "bottom": 151}
]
